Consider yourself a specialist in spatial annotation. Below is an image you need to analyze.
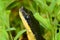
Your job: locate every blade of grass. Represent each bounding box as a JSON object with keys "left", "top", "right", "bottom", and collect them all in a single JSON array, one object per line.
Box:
[
  {"left": 0, "top": 0, "right": 14, "bottom": 40},
  {"left": 33, "top": 12, "right": 52, "bottom": 31},
  {"left": 49, "top": 0, "right": 56, "bottom": 13},
  {"left": 33, "top": 0, "right": 49, "bottom": 12},
  {"left": 14, "top": 29, "right": 26, "bottom": 40},
  {"left": 6, "top": 27, "right": 16, "bottom": 31}
]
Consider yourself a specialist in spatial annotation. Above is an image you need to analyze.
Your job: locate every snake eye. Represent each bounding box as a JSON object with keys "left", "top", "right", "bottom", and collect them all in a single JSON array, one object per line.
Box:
[
  {"left": 26, "top": 15, "right": 29, "bottom": 19},
  {"left": 25, "top": 15, "right": 30, "bottom": 20}
]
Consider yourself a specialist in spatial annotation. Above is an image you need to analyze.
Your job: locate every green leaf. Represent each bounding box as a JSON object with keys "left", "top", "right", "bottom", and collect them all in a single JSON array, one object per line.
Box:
[
  {"left": 6, "top": 27, "right": 16, "bottom": 31},
  {"left": 33, "top": 0, "right": 48, "bottom": 12},
  {"left": 0, "top": 0, "right": 14, "bottom": 40},
  {"left": 7, "top": 1, "right": 21, "bottom": 10},
  {"left": 0, "top": 0, "right": 14, "bottom": 10},
  {"left": 14, "top": 29, "right": 26, "bottom": 40},
  {"left": 34, "top": 12, "right": 52, "bottom": 30},
  {"left": 57, "top": 10, "right": 60, "bottom": 21},
  {"left": 0, "top": 28, "right": 9, "bottom": 40},
  {"left": 49, "top": 0, "right": 56, "bottom": 13}
]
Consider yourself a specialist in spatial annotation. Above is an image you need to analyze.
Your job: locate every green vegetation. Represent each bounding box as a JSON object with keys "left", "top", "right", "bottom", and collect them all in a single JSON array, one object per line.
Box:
[{"left": 0, "top": 0, "right": 60, "bottom": 40}]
